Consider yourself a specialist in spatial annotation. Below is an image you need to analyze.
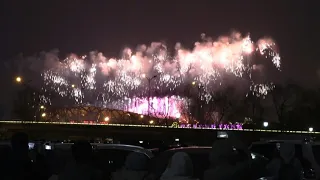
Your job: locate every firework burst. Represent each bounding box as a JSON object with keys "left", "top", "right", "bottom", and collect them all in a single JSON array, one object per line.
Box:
[{"left": 38, "top": 32, "right": 281, "bottom": 117}]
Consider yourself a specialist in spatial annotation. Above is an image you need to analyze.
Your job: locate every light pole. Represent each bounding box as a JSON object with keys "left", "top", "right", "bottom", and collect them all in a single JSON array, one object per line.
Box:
[
  {"left": 145, "top": 75, "right": 157, "bottom": 117},
  {"left": 34, "top": 105, "right": 45, "bottom": 122},
  {"left": 15, "top": 76, "right": 32, "bottom": 86},
  {"left": 15, "top": 76, "right": 22, "bottom": 83}
]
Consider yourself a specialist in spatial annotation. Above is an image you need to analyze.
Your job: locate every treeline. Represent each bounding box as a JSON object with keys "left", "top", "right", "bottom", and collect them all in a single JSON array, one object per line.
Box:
[{"left": 185, "top": 83, "right": 320, "bottom": 130}]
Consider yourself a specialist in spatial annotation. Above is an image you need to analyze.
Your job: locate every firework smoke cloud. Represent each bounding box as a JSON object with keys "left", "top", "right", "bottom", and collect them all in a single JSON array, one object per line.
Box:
[{"left": 16, "top": 32, "right": 281, "bottom": 119}]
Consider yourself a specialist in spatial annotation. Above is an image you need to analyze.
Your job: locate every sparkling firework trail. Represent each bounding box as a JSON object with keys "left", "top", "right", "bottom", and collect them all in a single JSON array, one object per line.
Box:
[{"left": 39, "top": 32, "right": 281, "bottom": 117}]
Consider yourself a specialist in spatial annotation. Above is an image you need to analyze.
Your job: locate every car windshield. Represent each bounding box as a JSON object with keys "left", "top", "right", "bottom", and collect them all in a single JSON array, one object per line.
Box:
[
  {"left": 250, "top": 143, "right": 277, "bottom": 160},
  {"left": 250, "top": 143, "right": 313, "bottom": 173}
]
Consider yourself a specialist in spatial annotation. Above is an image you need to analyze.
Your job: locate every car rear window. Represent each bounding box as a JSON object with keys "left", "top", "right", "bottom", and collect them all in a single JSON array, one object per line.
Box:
[
  {"left": 47, "top": 147, "right": 149, "bottom": 176},
  {"left": 250, "top": 143, "right": 312, "bottom": 172},
  {"left": 250, "top": 143, "right": 304, "bottom": 159},
  {"left": 294, "top": 145, "right": 303, "bottom": 160},
  {"left": 93, "top": 149, "right": 132, "bottom": 172},
  {"left": 150, "top": 149, "right": 210, "bottom": 179},
  {"left": 250, "top": 144, "right": 277, "bottom": 159},
  {"left": 93, "top": 148, "right": 151, "bottom": 178},
  {"left": 188, "top": 153, "right": 210, "bottom": 179}
]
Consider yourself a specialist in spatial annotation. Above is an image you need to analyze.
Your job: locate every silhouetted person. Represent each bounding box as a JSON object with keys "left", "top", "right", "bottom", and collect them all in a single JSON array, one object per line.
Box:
[
  {"left": 266, "top": 143, "right": 303, "bottom": 180},
  {"left": 57, "top": 141, "right": 102, "bottom": 180},
  {"left": 160, "top": 152, "right": 197, "bottom": 180},
  {"left": 112, "top": 152, "right": 150, "bottom": 180},
  {"left": 1, "top": 132, "right": 34, "bottom": 180},
  {"left": 203, "top": 139, "right": 251, "bottom": 180},
  {"left": 33, "top": 150, "right": 50, "bottom": 180}
]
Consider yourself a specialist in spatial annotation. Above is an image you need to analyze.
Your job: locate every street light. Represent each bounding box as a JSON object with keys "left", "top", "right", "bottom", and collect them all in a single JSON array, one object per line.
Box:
[
  {"left": 263, "top": 122, "right": 269, "bottom": 128},
  {"left": 35, "top": 105, "right": 46, "bottom": 121},
  {"left": 140, "top": 115, "right": 144, "bottom": 119},
  {"left": 309, "top": 127, "right": 314, "bottom": 132},
  {"left": 104, "top": 116, "right": 110, "bottom": 122},
  {"left": 15, "top": 76, "right": 22, "bottom": 83},
  {"left": 192, "top": 81, "right": 196, "bottom": 86},
  {"left": 149, "top": 120, "right": 154, "bottom": 124},
  {"left": 71, "top": 84, "right": 75, "bottom": 88}
]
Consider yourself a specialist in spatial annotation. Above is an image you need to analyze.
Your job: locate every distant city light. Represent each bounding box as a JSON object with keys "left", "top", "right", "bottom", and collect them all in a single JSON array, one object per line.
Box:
[
  {"left": 45, "top": 145, "right": 51, "bottom": 150},
  {"left": 41, "top": 113, "right": 46, "bottom": 117},
  {"left": 149, "top": 120, "right": 154, "bottom": 124},
  {"left": 40, "top": 105, "right": 45, "bottom": 109},
  {"left": 309, "top": 127, "right": 314, "bottom": 132},
  {"left": 263, "top": 122, "right": 269, "bottom": 127},
  {"left": 140, "top": 115, "right": 144, "bottom": 118},
  {"left": 251, "top": 153, "right": 256, "bottom": 159},
  {"left": 104, "top": 117, "right": 110, "bottom": 121},
  {"left": 175, "top": 113, "right": 181, "bottom": 119}
]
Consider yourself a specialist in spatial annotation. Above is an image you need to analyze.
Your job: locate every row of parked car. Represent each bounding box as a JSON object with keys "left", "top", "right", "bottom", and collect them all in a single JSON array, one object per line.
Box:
[
  {"left": 1, "top": 135, "right": 320, "bottom": 180},
  {"left": 33, "top": 142, "right": 267, "bottom": 179}
]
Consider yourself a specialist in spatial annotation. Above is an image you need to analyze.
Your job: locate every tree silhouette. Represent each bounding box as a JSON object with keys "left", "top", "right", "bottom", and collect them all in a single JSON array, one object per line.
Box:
[
  {"left": 270, "top": 84, "right": 302, "bottom": 130},
  {"left": 13, "top": 86, "right": 39, "bottom": 121},
  {"left": 207, "top": 86, "right": 245, "bottom": 124},
  {"left": 245, "top": 93, "right": 264, "bottom": 125},
  {"left": 285, "top": 88, "right": 320, "bottom": 129}
]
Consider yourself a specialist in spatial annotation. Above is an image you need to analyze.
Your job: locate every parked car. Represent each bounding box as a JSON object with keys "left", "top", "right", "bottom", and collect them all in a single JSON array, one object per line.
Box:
[
  {"left": 149, "top": 146, "right": 268, "bottom": 180},
  {"left": 47, "top": 143, "right": 153, "bottom": 178},
  {"left": 51, "top": 143, "right": 153, "bottom": 157},
  {"left": 250, "top": 137, "right": 320, "bottom": 179},
  {"left": 0, "top": 141, "right": 38, "bottom": 160}
]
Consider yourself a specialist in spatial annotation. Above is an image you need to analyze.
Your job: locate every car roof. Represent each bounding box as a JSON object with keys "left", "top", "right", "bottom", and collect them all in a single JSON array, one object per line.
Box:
[
  {"left": 162, "top": 146, "right": 266, "bottom": 159},
  {"left": 167, "top": 146, "right": 212, "bottom": 151},
  {"left": 259, "top": 135, "right": 315, "bottom": 141},
  {"left": 0, "top": 142, "right": 10, "bottom": 145},
  {"left": 251, "top": 140, "right": 320, "bottom": 146},
  {"left": 53, "top": 143, "right": 153, "bottom": 158},
  {"left": 252, "top": 140, "right": 303, "bottom": 145},
  {"left": 0, "top": 141, "right": 35, "bottom": 147},
  {"left": 153, "top": 146, "right": 212, "bottom": 156}
]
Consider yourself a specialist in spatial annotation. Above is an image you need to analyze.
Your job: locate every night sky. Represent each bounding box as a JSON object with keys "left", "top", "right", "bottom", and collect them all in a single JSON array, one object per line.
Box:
[{"left": 1, "top": 0, "right": 318, "bottom": 85}]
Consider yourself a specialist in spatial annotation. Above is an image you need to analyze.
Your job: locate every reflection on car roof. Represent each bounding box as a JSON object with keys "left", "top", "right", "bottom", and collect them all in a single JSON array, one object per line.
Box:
[
  {"left": 53, "top": 143, "right": 153, "bottom": 158},
  {"left": 166, "top": 146, "right": 212, "bottom": 151},
  {"left": 163, "top": 146, "right": 267, "bottom": 160}
]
